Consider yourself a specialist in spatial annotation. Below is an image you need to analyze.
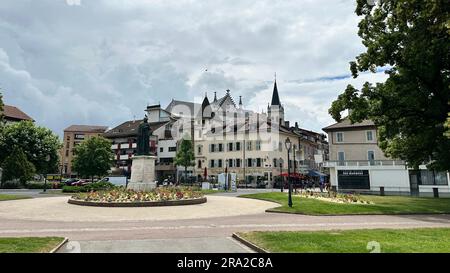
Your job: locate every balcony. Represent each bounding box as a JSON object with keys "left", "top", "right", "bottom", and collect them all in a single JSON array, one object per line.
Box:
[{"left": 323, "top": 160, "right": 406, "bottom": 168}]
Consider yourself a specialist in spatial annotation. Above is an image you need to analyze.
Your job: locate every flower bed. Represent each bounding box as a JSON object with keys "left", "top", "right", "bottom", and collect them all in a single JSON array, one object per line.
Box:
[
  {"left": 295, "top": 190, "right": 374, "bottom": 205},
  {"left": 68, "top": 187, "right": 206, "bottom": 207}
]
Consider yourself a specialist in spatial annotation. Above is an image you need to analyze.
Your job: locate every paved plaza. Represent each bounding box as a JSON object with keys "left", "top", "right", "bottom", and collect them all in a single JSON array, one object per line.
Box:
[{"left": 1, "top": 190, "right": 450, "bottom": 253}]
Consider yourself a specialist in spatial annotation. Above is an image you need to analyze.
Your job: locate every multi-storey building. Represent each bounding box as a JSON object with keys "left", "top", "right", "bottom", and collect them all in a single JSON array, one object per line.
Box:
[
  {"left": 323, "top": 118, "right": 450, "bottom": 197},
  {"left": 1, "top": 104, "right": 34, "bottom": 124},
  {"left": 61, "top": 125, "right": 108, "bottom": 177}
]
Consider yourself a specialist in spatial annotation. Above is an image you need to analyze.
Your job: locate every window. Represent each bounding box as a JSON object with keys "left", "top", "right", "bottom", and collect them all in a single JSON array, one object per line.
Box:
[
  {"left": 338, "top": 151, "right": 345, "bottom": 162},
  {"left": 256, "top": 140, "right": 261, "bottom": 151},
  {"left": 169, "top": 147, "right": 177, "bottom": 152},
  {"left": 236, "top": 159, "right": 241, "bottom": 168},
  {"left": 197, "top": 145, "right": 202, "bottom": 154},
  {"left": 246, "top": 141, "right": 252, "bottom": 151},
  {"left": 367, "top": 151, "right": 375, "bottom": 161},
  {"left": 198, "top": 160, "right": 202, "bottom": 169},
  {"left": 74, "top": 134, "right": 85, "bottom": 140},
  {"left": 66, "top": 142, "right": 70, "bottom": 149},
  {"left": 366, "top": 131, "right": 373, "bottom": 141},
  {"left": 247, "top": 158, "right": 253, "bottom": 167},
  {"left": 236, "top": 142, "right": 241, "bottom": 151},
  {"left": 336, "top": 132, "right": 344, "bottom": 143},
  {"left": 279, "top": 142, "right": 283, "bottom": 152},
  {"left": 228, "top": 143, "right": 233, "bottom": 152},
  {"left": 218, "top": 143, "right": 223, "bottom": 152},
  {"left": 256, "top": 158, "right": 262, "bottom": 167},
  {"left": 66, "top": 135, "right": 70, "bottom": 141},
  {"left": 160, "top": 147, "right": 164, "bottom": 153},
  {"left": 210, "top": 144, "right": 215, "bottom": 152},
  {"left": 210, "top": 160, "right": 215, "bottom": 168},
  {"left": 218, "top": 159, "right": 223, "bottom": 168},
  {"left": 65, "top": 150, "right": 69, "bottom": 157},
  {"left": 228, "top": 159, "right": 233, "bottom": 167}
]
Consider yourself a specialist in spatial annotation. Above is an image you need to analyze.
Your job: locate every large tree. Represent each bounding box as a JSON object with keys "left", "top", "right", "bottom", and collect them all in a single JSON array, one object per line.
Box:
[
  {"left": 1, "top": 147, "right": 36, "bottom": 186},
  {"left": 72, "top": 136, "right": 114, "bottom": 181},
  {"left": 175, "top": 136, "right": 195, "bottom": 183},
  {"left": 329, "top": 0, "right": 450, "bottom": 170},
  {"left": 0, "top": 121, "right": 61, "bottom": 175}
]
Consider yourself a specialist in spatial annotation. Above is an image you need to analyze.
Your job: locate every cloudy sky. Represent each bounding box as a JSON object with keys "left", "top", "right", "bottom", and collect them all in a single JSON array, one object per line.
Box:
[{"left": 0, "top": 0, "right": 387, "bottom": 137}]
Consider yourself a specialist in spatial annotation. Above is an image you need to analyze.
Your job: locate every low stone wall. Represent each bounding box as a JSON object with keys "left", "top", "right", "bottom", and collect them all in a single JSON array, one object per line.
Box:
[{"left": 68, "top": 197, "right": 207, "bottom": 207}]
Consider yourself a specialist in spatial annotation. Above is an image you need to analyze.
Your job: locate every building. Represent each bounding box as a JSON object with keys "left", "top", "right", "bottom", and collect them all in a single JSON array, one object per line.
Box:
[
  {"left": 1, "top": 104, "right": 34, "bottom": 124},
  {"left": 61, "top": 125, "right": 109, "bottom": 177},
  {"left": 323, "top": 118, "right": 450, "bottom": 197}
]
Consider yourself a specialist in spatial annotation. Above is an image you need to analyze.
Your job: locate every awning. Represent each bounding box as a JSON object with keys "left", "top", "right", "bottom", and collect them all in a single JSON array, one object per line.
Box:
[
  {"left": 308, "top": 170, "right": 328, "bottom": 177},
  {"left": 280, "top": 172, "right": 305, "bottom": 178}
]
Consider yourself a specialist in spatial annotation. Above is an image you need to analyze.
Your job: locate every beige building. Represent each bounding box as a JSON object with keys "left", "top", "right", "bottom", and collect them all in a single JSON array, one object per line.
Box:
[
  {"left": 61, "top": 125, "right": 108, "bottom": 177},
  {"left": 323, "top": 118, "right": 449, "bottom": 197}
]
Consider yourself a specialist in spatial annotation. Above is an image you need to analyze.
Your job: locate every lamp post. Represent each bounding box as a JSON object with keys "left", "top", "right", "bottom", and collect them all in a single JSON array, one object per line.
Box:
[
  {"left": 43, "top": 155, "right": 51, "bottom": 193},
  {"left": 279, "top": 158, "right": 283, "bottom": 192},
  {"left": 285, "top": 137, "right": 293, "bottom": 208}
]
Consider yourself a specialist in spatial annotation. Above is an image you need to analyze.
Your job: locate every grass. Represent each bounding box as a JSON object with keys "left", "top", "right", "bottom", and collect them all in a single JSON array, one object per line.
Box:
[
  {"left": 0, "top": 237, "right": 65, "bottom": 253},
  {"left": 239, "top": 192, "right": 450, "bottom": 215},
  {"left": 238, "top": 228, "right": 450, "bottom": 253},
  {"left": 0, "top": 194, "right": 31, "bottom": 201}
]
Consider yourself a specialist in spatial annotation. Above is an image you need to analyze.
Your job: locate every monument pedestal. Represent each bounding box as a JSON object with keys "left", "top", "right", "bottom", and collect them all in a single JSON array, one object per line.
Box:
[{"left": 128, "top": 155, "right": 157, "bottom": 192}]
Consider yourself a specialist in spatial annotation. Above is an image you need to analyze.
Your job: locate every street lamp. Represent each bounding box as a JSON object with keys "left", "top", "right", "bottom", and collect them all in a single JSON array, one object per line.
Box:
[
  {"left": 285, "top": 137, "right": 293, "bottom": 207},
  {"left": 43, "top": 155, "right": 51, "bottom": 193},
  {"left": 279, "top": 157, "right": 283, "bottom": 192}
]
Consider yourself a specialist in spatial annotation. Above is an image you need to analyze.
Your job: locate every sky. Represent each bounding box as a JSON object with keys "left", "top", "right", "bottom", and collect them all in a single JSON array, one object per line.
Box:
[{"left": 0, "top": 0, "right": 388, "bottom": 137}]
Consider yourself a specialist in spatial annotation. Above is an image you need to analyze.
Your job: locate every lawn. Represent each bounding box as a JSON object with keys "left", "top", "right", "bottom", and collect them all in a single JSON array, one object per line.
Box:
[
  {"left": 0, "top": 237, "right": 65, "bottom": 253},
  {"left": 0, "top": 194, "right": 31, "bottom": 201},
  {"left": 238, "top": 228, "right": 450, "bottom": 253},
  {"left": 239, "top": 192, "right": 450, "bottom": 215}
]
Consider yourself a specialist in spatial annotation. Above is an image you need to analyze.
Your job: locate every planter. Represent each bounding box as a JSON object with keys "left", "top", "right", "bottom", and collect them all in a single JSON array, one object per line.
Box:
[{"left": 68, "top": 197, "right": 207, "bottom": 207}]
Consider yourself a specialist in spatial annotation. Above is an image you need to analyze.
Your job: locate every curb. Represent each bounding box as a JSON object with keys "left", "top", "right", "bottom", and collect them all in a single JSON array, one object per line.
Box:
[
  {"left": 231, "top": 233, "right": 269, "bottom": 253},
  {"left": 50, "top": 237, "right": 69, "bottom": 253},
  {"left": 264, "top": 209, "right": 450, "bottom": 217}
]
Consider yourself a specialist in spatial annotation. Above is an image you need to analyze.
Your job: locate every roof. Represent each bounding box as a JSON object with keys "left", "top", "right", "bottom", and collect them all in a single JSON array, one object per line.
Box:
[
  {"left": 271, "top": 80, "right": 281, "bottom": 106},
  {"left": 64, "top": 125, "right": 109, "bottom": 133},
  {"left": 1, "top": 105, "right": 34, "bottom": 121},
  {"left": 165, "top": 99, "right": 201, "bottom": 117},
  {"left": 322, "top": 118, "right": 375, "bottom": 131},
  {"left": 103, "top": 120, "right": 168, "bottom": 138}
]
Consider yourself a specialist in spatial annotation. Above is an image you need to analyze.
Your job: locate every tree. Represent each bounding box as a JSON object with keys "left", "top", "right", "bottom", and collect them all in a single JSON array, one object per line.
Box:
[
  {"left": 329, "top": 0, "right": 450, "bottom": 170},
  {"left": 1, "top": 147, "right": 36, "bottom": 186},
  {"left": 72, "top": 136, "right": 114, "bottom": 181},
  {"left": 0, "top": 121, "right": 61, "bottom": 175},
  {"left": 174, "top": 136, "right": 195, "bottom": 183}
]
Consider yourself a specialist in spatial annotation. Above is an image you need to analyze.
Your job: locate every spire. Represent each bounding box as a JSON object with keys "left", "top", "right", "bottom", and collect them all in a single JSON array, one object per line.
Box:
[
  {"left": 239, "top": 96, "right": 243, "bottom": 108},
  {"left": 271, "top": 79, "right": 281, "bottom": 106},
  {"left": 213, "top": 92, "right": 217, "bottom": 102}
]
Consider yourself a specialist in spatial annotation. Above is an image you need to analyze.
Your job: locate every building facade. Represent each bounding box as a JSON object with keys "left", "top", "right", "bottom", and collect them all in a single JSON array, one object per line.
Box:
[
  {"left": 323, "top": 118, "right": 450, "bottom": 197},
  {"left": 61, "top": 125, "right": 108, "bottom": 177}
]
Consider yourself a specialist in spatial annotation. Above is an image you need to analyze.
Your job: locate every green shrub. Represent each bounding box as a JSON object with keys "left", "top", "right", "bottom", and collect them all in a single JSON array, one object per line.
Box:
[
  {"left": 26, "top": 182, "right": 62, "bottom": 190},
  {"left": 0, "top": 181, "right": 22, "bottom": 189},
  {"left": 62, "top": 181, "right": 115, "bottom": 193}
]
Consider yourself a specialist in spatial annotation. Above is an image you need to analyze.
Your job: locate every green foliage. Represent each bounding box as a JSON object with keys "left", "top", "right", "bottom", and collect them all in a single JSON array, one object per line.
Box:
[
  {"left": 1, "top": 147, "right": 36, "bottom": 186},
  {"left": 62, "top": 181, "right": 115, "bottom": 193},
  {"left": 329, "top": 0, "right": 450, "bottom": 170},
  {"left": 0, "top": 121, "right": 62, "bottom": 174},
  {"left": 71, "top": 136, "right": 114, "bottom": 180},
  {"left": 174, "top": 136, "right": 195, "bottom": 181}
]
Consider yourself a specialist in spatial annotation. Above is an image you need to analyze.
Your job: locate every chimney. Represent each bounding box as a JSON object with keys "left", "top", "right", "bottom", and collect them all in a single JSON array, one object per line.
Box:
[
  {"left": 295, "top": 122, "right": 299, "bottom": 129},
  {"left": 285, "top": 121, "right": 290, "bottom": 128}
]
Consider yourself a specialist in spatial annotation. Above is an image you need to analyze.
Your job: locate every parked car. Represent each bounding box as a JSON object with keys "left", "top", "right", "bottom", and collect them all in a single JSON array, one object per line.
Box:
[{"left": 63, "top": 178, "right": 78, "bottom": 186}]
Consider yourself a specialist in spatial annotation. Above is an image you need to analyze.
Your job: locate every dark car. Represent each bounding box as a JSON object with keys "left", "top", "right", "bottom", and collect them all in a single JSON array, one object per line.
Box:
[{"left": 63, "top": 178, "right": 78, "bottom": 186}]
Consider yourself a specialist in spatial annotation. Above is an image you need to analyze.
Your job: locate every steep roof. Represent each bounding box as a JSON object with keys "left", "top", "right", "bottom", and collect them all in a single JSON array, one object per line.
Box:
[
  {"left": 2, "top": 105, "right": 34, "bottom": 122},
  {"left": 103, "top": 120, "right": 167, "bottom": 138},
  {"left": 271, "top": 80, "right": 281, "bottom": 106},
  {"left": 165, "top": 99, "right": 201, "bottom": 117},
  {"left": 64, "top": 125, "right": 108, "bottom": 133},
  {"left": 322, "top": 118, "right": 375, "bottom": 131}
]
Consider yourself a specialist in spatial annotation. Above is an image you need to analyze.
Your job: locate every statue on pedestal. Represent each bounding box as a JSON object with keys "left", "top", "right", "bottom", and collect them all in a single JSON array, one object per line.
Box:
[{"left": 136, "top": 115, "right": 152, "bottom": 156}]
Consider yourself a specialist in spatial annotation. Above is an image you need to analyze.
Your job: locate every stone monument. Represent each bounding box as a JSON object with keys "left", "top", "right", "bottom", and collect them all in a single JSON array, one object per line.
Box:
[{"left": 128, "top": 115, "right": 157, "bottom": 192}]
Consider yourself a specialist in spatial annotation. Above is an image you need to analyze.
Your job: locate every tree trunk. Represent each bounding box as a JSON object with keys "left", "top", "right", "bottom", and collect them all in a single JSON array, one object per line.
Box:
[{"left": 185, "top": 166, "right": 188, "bottom": 184}]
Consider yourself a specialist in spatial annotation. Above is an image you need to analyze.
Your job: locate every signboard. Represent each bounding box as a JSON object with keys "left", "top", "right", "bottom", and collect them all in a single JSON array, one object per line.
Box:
[{"left": 338, "top": 170, "right": 370, "bottom": 190}]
